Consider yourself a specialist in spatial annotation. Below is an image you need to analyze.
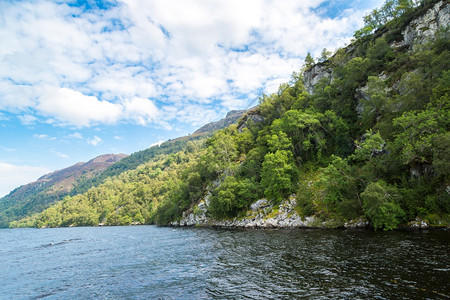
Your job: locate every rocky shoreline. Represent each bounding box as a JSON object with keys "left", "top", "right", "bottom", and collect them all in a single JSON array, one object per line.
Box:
[{"left": 169, "top": 195, "right": 441, "bottom": 230}]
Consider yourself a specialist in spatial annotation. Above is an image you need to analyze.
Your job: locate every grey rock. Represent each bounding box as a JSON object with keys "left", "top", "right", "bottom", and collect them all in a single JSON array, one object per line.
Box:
[
  {"left": 303, "top": 63, "right": 332, "bottom": 94},
  {"left": 250, "top": 199, "right": 270, "bottom": 211},
  {"left": 344, "top": 218, "right": 369, "bottom": 229},
  {"left": 397, "top": 1, "right": 449, "bottom": 50}
]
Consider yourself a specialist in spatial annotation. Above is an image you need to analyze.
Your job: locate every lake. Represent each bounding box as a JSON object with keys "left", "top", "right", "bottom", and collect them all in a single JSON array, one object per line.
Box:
[{"left": 0, "top": 226, "right": 449, "bottom": 299}]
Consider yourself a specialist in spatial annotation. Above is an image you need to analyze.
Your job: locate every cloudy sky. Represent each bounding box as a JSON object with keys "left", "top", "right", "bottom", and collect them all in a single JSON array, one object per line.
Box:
[{"left": 0, "top": 0, "right": 383, "bottom": 197}]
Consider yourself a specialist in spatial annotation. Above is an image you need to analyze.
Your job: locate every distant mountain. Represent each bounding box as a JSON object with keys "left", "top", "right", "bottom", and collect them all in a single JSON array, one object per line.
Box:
[
  {"left": 0, "top": 153, "right": 127, "bottom": 227},
  {"left": 193, "top": 110, "right": 248, "bottom": 134},
  {"left": 0, "top": 110, "right": 249, "bottom": 227}
]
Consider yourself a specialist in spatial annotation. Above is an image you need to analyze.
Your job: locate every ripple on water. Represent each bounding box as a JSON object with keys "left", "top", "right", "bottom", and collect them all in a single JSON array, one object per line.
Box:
[{"left": 0, "top": 227, "right": 449, "bottom": 299}]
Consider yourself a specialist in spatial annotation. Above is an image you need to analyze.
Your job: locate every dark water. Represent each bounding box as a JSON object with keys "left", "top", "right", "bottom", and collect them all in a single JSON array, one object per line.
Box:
[{"left": 0, "top": 226, "right": 449, "bottom": 299}]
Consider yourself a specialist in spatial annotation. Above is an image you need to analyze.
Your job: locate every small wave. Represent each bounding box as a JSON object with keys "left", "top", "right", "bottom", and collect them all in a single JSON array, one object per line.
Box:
[
  {"left": 39, "top": 238, "right": 81, "bottom": 248},
  {"left": 33, "top": 291, "right": 56, "bottom": 299}
]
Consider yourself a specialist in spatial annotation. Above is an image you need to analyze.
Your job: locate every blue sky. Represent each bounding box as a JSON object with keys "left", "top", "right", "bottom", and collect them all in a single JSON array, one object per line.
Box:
[{"left": 0, "top": 0, "right": 384, "bottom": 197}]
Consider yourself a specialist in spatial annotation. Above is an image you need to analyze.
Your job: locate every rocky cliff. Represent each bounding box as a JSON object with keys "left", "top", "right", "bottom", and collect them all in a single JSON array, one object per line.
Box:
[
  {"left": 396, "top": 0, "right": 449, "bottom": 49},
  {"left": 303, "top": 0, "right": 449, "bottom": 94},
  {"left": 171, "top": 194, "right": 369, "bottom": 229}
]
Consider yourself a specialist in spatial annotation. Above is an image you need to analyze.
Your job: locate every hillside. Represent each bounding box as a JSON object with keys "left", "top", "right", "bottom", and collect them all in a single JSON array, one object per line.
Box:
[
  {"left": 69, "top": 109, "right": 248, "bottom": 196},
  {"left": 11, "top": 0, "right": 449, "bottom": 230},
  {"left": 0, "top": 110, "right": 247, "bottom": 228},
  {"left": 0, "top": 154, "right": 127, "bottom": 227}
]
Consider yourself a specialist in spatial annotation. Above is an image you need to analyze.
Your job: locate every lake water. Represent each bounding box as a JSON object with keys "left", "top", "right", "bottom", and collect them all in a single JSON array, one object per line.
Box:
[{"left": 0, "top": 226, "right": 449, "bottom": 299}]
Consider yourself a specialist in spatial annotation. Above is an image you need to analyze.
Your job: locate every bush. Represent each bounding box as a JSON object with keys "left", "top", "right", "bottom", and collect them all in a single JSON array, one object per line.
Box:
[
  {"left": 209, "top": 177, "right": 261, "bottom": 219},
  {"left": 361, "top": 180, "right": 405, "bottom": 230}
]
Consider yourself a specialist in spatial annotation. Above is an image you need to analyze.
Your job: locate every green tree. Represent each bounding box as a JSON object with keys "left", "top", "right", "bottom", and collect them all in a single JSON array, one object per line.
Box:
[
  {"left": 361, "top": 180, "right": 405, "bottom": 230},
  {"left": 209, "top": 177, "right": 261, "bottom": 219},
  {"left": 317, "top": 156, "right": 363, "bottom": 219},
  {"left": 304, "top": 52, "right": 315, "bottom": 70},
  {"left": 359, "top": 76, "right": 388, "bottom": 128},
  {"left": 319, "top": 48, "right": 332, "bottom": 62},
  {"left": 261, "top": 150, "right": 299, "bottom": 204},
  {"left": 392, "top": 98, "right": 449, "bottom": 174}
]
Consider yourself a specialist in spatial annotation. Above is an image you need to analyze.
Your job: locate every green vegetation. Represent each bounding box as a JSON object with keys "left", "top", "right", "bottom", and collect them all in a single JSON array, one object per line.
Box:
[
  {"left": 9, "top": 0, "right": 449, "bottom": 230},
  {"left": 0, "top": 127, "right": 209, "bottom": 228},
  {"left": 11, "top": 141, "right": 206, "bottom": 228}
]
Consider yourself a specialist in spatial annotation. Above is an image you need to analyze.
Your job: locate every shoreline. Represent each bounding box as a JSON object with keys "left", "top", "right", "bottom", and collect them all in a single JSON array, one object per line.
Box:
[{"left": 168, "top": 196, "right": 449, "bottom": 231}]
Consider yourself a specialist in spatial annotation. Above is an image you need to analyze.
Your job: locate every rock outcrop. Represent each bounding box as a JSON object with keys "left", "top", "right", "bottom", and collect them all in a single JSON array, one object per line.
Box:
[
  {"left": 237, "top": 107, "right": 264, "bottom": 132},
  {"left": 396, "top": 0, "right": 449, "bottom": 50},
  {"left": 303, "top": 62, "right": 332, "bottom": 95},
  {"left": 172, "top": 195, "right": 369, "bottom": 229}
]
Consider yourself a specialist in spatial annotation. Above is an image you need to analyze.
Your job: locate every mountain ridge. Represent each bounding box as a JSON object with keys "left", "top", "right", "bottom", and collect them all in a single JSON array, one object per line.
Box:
[{"left": 0, "top": 153, "right": 127, "bottom": 227}]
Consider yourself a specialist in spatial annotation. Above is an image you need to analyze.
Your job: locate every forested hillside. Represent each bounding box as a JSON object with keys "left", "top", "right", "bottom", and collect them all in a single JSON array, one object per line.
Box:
[
  {"left": 12, "top": 0, "right": 449, "bottom": 230},
  {"left": 0, "top": 154, "right": 127, "bottom": 228},
  {"left": 0, "top": 110, "right": 246, "bottom": 228}
]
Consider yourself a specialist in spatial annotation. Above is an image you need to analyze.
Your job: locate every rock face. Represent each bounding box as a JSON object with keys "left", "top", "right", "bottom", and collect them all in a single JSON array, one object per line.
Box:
[
  {"left": 237, "top": 107, "right": 264, "bottom": 132},
  {"left": 303, "top": 62, "right": 332, "bottom": 95},
  {"left": 398, "top": 0, "right": 449, "bottom": 50},
  {"left": 172, "top": 195, "right": 369, "bottom": 229},
  {"left": 407, "top": 218, "right": 430, "bottom": 229}
]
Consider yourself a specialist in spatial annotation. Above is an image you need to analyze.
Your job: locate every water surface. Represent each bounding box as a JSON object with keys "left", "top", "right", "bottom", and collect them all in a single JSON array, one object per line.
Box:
[{"left": 1, "top": 226, "right": 448, "bottom": 299}]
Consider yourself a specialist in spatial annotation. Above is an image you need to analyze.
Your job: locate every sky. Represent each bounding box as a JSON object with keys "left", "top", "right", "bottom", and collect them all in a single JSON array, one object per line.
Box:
[{"left": 0, "top": 0, "right": 384, "bottom": 197}]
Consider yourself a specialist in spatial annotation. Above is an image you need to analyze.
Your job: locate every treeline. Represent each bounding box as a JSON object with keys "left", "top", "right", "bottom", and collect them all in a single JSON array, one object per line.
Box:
[
  {"left": 12, "top": 140, "right": 206, "bottom": 228},
  {"left": 0, "top": 136, "right": 196, "bottom": 228},
  {"left": 354, "top": 0, "right": 428, "bottom": 38},
  {"left": 12, "top": 0, "right": 449, "bottom": 230},
  {"left": 70, "top": 137, "right": 199, "bottom": 196}
]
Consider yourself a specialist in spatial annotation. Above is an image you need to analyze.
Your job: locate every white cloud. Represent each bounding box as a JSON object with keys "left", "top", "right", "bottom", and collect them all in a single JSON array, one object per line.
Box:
[
  {"left": 123, "top": 97, "right": 159, "bottom": 126},
  {"left": 150, "top": 140, "right": 165, "bottom": 147},
  {"left": 51, "top": 149, "right": 69, "bottom": 159},
  {"left": 34, "top": 134, "right": 48, "bottom": 139},
  {"left": 33, "top": 133, "right": 56, "bottom": 140},
  {"left": 37, "top": 87, "right": 123, "bottom": 127},
  {"left": 114, "top": 135, "right": 123, "bottom": 140},
  {"left": 0, "top": 0, "right": 379, "bottom": 128},
  {"left": 0, "top": 146, "right": 16, "bottom": 152},
  {"left": 0, "top": 162, "right": 50, "bottom": 198},
  {"left": 67, "top": 132, "right": 83, "bottom": 139},
  {"left": 19, "top": 114, "right": 38, "bottom": 125},
  {"left": 87, "top": 135, "right": 102, "bottom": 146}
]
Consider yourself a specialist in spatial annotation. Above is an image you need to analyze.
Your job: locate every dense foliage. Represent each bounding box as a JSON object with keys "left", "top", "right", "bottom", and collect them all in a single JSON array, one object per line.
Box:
[{"left": 11, "top": 0, "right": 449, "bottom": 230}]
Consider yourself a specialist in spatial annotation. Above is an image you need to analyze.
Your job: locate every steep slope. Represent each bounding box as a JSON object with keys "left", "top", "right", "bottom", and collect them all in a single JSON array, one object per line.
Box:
[{"left": 0, "top": 154, "right": 127, "bottom": 227}]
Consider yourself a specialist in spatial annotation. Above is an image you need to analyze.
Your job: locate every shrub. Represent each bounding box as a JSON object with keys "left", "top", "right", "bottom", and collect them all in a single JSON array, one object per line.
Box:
[{"left": 361, "top": 180, "right": 405, "bottom": 230}]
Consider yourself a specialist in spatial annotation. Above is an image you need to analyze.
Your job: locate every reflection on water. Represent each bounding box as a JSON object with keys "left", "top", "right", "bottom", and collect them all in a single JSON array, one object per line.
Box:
[{"left": 0, "top": 226, "right": 449, "bottom": 299}]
